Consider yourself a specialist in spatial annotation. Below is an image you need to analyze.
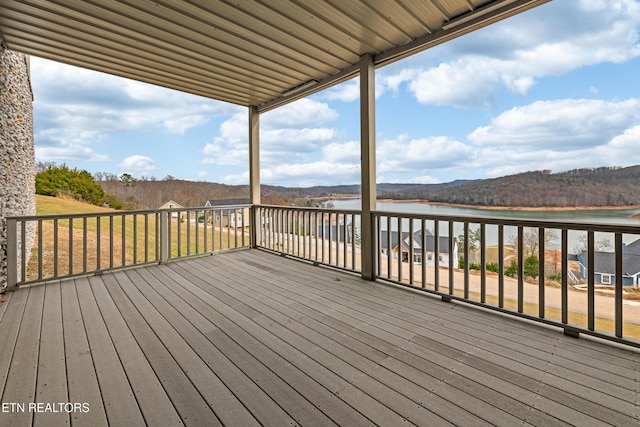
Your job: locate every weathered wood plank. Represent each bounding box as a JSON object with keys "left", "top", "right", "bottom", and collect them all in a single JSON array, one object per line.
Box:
[
  {"left": 160, "top": 263, "right": 359, "bottom": 427},
  {"left": 120, "top": 267, "right": 260, "bottom": 426},
  {"left": 88, "top": 275, "right": 184, "bottom": 427},
  {"left": 173, "top": 261, "right": 427, "bottom": 426},
  {"left": 0, "top": 287, "right": 28, "bottom": 401},
  {"left": 1, "top": 285, "right": 44, "bottom": 426},
  {"left": 77, "top": 277, "right": 146, "bottom": 426},
  {"left": 210, "top": 252, "right": 632, "bottom": 426},
  {"left": 34, "top": 281, "right": 69, "bottom": 427},
  {"left": 188, "top": 258, "right": 488, "bottom": 426},
  {"left": 61, "top": 279, "right": 108, "bottom": 427},
  {"left": 133, "top": 266, "right": 297, "bottom": 427},
  {"left": 197, "top": 255, "right": 540, "bottom": 426},
  {"left": 0, "top": 291, "right": 13, "bottom": 322},
  {"left": 100, "top": 272, "right": 221, "bottom": 427}
]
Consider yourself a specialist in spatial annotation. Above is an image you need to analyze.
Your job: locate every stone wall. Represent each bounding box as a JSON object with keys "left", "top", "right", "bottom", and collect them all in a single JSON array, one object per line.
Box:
[{"left": 0, "top": 48, "right": 35, "bottom": 291}]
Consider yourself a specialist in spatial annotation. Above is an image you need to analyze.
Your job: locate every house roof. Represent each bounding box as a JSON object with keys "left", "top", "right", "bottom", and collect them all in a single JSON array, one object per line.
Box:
[
  {"left": 0, "top": 0, "right": 549, "bottom": 111},
  {"left": 380, "top": 230, "right": 453, "bottom": 253},
  {"left": 577, "top": 251, "right": 640, "bottom": 277},
  {"left": 625, "top": 239, "right": 640, "bottom": 255},
  {"left": 160, "top": 200, "right": 183, "bottom": 208}
]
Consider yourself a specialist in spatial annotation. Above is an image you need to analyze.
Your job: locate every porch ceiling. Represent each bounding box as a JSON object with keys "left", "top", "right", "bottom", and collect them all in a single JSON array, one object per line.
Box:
[{"left": 0, "top": 0, "right": 549, "bottom": 111}]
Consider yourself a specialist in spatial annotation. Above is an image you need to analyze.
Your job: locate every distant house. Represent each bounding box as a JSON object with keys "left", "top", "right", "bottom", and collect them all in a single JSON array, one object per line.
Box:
[
  {"left": 159, "top": 200, "right": 184, "bottom": 219},
  {"left": 204, "top": 199, "right": 250, "bottom": 228},
  {"left": 380, "top": 230, "right": 458, "bottom": 268},
  {"left": 575, "top": 240, "right": 640, "bottom": 287}
]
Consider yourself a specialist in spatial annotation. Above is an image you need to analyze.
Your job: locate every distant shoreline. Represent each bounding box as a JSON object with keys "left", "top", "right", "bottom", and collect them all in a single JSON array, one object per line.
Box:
[{"left": 316, "top": 195, "right": 640, "bottom": 216}]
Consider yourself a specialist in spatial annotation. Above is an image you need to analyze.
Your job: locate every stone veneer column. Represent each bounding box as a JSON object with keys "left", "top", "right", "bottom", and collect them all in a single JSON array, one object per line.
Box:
[{"left": 0, "top": 48, "right": 35, "bottom": 290}]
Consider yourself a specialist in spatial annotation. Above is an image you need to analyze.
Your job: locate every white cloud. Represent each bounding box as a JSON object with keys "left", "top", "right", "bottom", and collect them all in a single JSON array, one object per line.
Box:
[
  {"left": 321, "top": 141, "right": 360, "bottom": 163},
  {"left": 468, "top": 98, "right": 640, "bottom": 149},
  {"left": 30, "top": 57, "right": 240, "bottom": 162},
  {"left": 262, "top": 98, "right": 338, "bottom": 128},
  {"left": 258, "top": 161, "right": 361, "bottom": 187},
  {"left": 119, "top": 155, "right": 157, "bottom": 173},
  {"left": 35, "top": 145, "right": 110, "bottom": 162},
  {"left": 323, "top": 80, "right": 360, "bottom": 102},
  {"left": 203, "top": 98, "right": 341, "bottom": 171},
  {"left": 377, "top": 135, "right": 474, "bottom": 173},
  {"left": 400, "top": 0, "right": 640, "bottom": 108}
]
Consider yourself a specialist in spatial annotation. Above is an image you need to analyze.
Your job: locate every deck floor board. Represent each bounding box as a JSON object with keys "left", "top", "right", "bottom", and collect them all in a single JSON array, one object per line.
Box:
[{"left": 1, "top": 249, "right": 638, "bottom": 426}]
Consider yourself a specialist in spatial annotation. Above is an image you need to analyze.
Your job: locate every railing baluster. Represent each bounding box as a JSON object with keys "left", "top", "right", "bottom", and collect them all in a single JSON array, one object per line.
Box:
[
  {"left": 538, "top": 227, "right": 545, "bottom": 318},
  {"left": 54, "top": 218, "right": 59, "bottom": 277},
  {"left": 122, "top": 215, "right": 126, "bottom": 266},
  {"left": 587, "top": 231, "right": 595, "bottom": 331},
  {"left": 421, "top": 220, "right": 426, "bottom": 289},
  {"left": 498, "top": 224, "right": 504, "bottom": 308},
  {"left": 615, "top": 233, "right": 623, "bottom": 338},
  {"left": 463, "top": 222, "right": 469, "bottom": 299},
  {"left": 69, "top": 217, "right": 73, "bottom": 275},
  {"left": 186, "top": 210, "right": 191, "bottom": 256},
  {"left": 20, "top": 219, "right": 26, "bottom": 283},
  {"left": 38, "top": 219, "right": 43, "bottom": 280},
  {"left": 196, "top": 210, "right": 200, "bottom": 253},
  {"left": 353, "top": 213, "right": 357, "bottom": 271},
  {"left": 561, "top": 228, "right": 568, "bottom": 325},
  {"left": 408, "top": 219, "right": 414, "bottom": 285},
  {"left": 397, "top": 216, "right": 402, "bottom": 283},
  {"left": 517, "top": 226, "right": 524, "bottom": 313},
  {"left": 448, "top": 221, "right": 454, "bottom": 296},
  {"left": 434, "top": 219, "right": 440, "bottom": 291},
  {"left": 109, "top": 215, "right": 114, "bottom": 268},
  {"left": 96, "top": 216, "right": 101, "bottom": 271},
  {"left": 343, "top": 214, "right": 348, "bottom": 268},
  {"left": 133, "top": 214, "right": 138, "bottom": 264},
  {"left": 387, "top": 215, "right": 392, "bottom": 279},
  {"left": 144, "top": 213, "right": 149, "bottom": 262},
  {"left": 82, "top": 217, "right": 87, "bottom": 272},
  {"left": 480, "top": 223, "right": 486, "bottom": 303}
]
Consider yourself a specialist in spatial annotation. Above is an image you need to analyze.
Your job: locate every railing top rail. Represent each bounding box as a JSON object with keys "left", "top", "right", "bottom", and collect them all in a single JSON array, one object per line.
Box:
[
  {"left": 255, "top": 204, "right": 361, "bottom": 215},
  {"left": 373, "top": 209, "right": 640, "bottom": 234},
  {"left": 6, "top": 204, "right": 252, "bottom": 221}
]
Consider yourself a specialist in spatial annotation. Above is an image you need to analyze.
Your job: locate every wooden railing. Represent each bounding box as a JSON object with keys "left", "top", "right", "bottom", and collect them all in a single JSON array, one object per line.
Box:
[
  {"left": 254, "top": 205, "right": 362, "bottom": 273},
  {"left": 5, "top": 204, "right": 640, "bottom": 348},
  {"left": 373, "top": 210, "right": 640, "bottom": 349},
  {"left": 5, "top": 204, "right": 250, "bottom": 288},
  {"left": 243, "top": 205, "right": 640, "bottom": 348}
]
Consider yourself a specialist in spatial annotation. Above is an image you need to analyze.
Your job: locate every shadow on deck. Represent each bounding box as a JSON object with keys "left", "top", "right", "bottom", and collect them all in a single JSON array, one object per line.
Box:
[{"left": 0, "top": 249, "right": 638, "bottom": 426}]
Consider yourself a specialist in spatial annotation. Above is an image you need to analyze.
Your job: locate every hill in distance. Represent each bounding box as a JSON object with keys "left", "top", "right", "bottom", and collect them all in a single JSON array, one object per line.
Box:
[{"left": 98, "top": 165, "right": 640, "bottom": 209}]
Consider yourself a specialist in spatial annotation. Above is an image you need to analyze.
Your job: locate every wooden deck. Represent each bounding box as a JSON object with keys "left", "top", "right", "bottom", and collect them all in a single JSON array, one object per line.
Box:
[{"left": 0, "top": 249, "right": 638, "bottom": 426}]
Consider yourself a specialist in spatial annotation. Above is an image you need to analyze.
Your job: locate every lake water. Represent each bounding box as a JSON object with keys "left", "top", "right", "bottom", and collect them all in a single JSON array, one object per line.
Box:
[
  {"left": 330, "top": 198, "right": 640, "bottom": 226},
  {"left": 329, "top": 198, "right": 640, "bottom": 248}
]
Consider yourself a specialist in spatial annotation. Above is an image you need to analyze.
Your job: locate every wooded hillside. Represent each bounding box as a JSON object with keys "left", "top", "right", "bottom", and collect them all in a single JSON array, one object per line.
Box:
[
  {"left": 96, "top": 165, "right": 640, "bottom": 209},
  {"left": 380, "top": 166, "right": 640, "bottom": 207}
]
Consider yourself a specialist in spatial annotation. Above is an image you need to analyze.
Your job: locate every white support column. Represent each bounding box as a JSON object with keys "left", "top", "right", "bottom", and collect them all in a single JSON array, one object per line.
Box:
[
  {"left": 249, "top": 106, "right": 261, "bottom": 248},
  {"left": 360, "top": 53, "right": 376, "bottom": 280}
]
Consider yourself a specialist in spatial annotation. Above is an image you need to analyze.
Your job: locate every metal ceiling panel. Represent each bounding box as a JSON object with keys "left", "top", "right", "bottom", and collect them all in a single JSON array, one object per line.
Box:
[{"left": 0, "top": 0, "right": 550, "bottom": 108}]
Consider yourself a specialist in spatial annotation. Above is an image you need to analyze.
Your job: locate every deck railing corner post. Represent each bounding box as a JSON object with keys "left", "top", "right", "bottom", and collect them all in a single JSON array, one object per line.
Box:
[
  {"left": 6, "top": 217, "right": 18, "bottom": 291},
  {"left": 250, "top": 205, "right": 259, "bottom": 249}
]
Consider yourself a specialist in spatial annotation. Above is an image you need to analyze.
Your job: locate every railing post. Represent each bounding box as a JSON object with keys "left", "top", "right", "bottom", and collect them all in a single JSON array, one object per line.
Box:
[
  {"left": 160, "top": 210, "right": 168, "bottom": 264},
  {"left": 6, "top": 218, "right": 18, "bottom": 291},
  {"left": 251, "top": 205, "right": 259, "bottom": 249},
  {"left": 359, "top": 52, "right": 376, "bottom": 281}
]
